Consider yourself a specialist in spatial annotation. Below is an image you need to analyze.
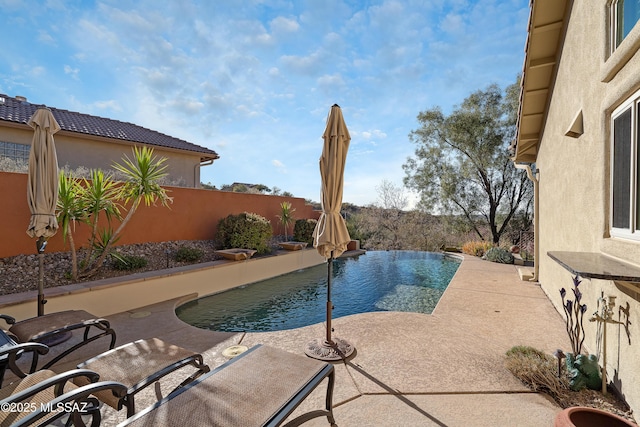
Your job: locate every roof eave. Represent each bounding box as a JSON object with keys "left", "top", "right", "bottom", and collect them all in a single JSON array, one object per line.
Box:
[{"left": 513, "top": 0, "right": 572, "bottom": 164}]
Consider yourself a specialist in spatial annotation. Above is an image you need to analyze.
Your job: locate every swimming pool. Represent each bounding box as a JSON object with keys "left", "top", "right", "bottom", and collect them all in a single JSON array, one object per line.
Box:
[{"left": 176, "top": 250, "right": 461, "bottom": 333}]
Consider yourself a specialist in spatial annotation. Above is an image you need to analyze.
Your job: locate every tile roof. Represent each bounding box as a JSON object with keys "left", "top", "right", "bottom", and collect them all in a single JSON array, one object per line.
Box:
[{"left": 0, "top": 94, "right": 219, "bottom": 161}]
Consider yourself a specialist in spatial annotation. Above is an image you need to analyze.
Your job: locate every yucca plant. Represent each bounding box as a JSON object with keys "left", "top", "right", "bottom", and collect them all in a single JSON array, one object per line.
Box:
[
  {"left": 82, "top": 146, "right": 172, "bottom": 278},
  {"left": 81, "top": 169, "right": 121, "bottom": 269},
  {"left": 57, "top": 171, "right": 86, "bottom": 281},
  {"left": 277, "top": 201, "right": 296, "bottom": 241}
]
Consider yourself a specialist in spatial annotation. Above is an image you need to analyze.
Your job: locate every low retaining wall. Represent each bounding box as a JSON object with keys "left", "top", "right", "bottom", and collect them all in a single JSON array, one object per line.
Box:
[{"left": 0, "top": 249, "right": 326, "bottom": 321}]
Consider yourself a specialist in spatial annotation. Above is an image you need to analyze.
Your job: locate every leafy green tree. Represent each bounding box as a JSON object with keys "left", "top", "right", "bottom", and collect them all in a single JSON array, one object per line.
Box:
[
  {"left": 403, "top": 80, "right": 532, "bottom": 244},
  {"left": 200, "top": 182, "right": 217, "bottom": 190}
]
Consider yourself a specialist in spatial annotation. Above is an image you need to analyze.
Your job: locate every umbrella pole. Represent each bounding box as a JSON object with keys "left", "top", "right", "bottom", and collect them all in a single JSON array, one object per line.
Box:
[
  {"left": 37, "top": 237, "right": 47, "bottom": 317},
  {"left": 326, "top": 253, "right": 333, "bottom": 344},
  {"left": 304, "top": 251, "right": 355, "bottom": 361},
  {"left": 38, "top": 253, "right": 45, "bottom": 316}
]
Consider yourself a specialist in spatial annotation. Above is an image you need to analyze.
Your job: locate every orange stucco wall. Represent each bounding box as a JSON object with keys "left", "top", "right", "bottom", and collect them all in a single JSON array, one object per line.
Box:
[{"left": 0, "top": 172, "right": 318, "bottom": 258}]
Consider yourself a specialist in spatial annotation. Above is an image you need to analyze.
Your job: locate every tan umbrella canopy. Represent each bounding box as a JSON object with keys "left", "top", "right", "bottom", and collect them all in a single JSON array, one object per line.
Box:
[
  {"left": 27, "top": 107, "right": 60, "bottom": 316},
  {"left": 305, "top": 104, "right": 355, "bottom": 361},
  {"left": 313, "top": 104, "right": 352, "bottom": 259}
]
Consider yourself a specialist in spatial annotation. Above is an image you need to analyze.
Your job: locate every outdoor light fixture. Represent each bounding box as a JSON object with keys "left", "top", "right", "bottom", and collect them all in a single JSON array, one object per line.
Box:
[
  {"left": 565, "top": 110, "right": 583, "bottom": 138},
  {"left": 36, "top": 236, "right": 47, "bottom": 253}
]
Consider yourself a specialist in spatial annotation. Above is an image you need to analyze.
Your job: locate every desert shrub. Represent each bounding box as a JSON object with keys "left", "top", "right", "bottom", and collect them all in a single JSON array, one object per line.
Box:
[
  {"left": 175, "top": 246, "right": 204, "bottom": 263},
  {"left": 112, "top": 254, "right": 148, "bottom": 271},
  {"left": 293, "top": 219, "right": 317, "bottom": 244},
  {"left": 484, "top": 247, "right": 515, "bottom": 264},
  {"left": 461, "top": 240, "right": 493, "bottom": 257},
  {"left": 216, "top": 212, "right": 273, "bottom": 254},
  {"left": 505, "top": 346, "right": 568, "bottom": 402}
]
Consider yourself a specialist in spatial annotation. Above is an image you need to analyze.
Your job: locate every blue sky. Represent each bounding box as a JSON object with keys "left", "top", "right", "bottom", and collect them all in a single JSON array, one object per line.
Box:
[{"left": 0, "top": 0, "right": 529, "bottom": 206}]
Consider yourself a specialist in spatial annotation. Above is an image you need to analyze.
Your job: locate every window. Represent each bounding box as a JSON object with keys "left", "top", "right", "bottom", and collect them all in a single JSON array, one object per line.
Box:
[
  {"left": 612, "top": 0, "right": 640, "bottom": 51},
  {"left": 611, "top": 91, "right": 640, "bottom": 239},
  {"left": 0, "top": 141, "right": 30, "bottom": 163}
]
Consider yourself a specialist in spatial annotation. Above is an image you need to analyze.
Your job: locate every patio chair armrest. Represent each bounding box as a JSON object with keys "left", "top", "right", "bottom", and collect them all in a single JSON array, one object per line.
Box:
[
  {"left": 0, "top": 342, "right": 49, "bottom": 360},
  {"left": 28, "top": 318, "right": 112, "bottom": 343},
  {"left": 0, "top": 369, "right": 101, "bottom": 404},
  {"left": 0, "top": 314, "right": 16, "bottom": 326},
  {"left": 0, "top": 342, "right": 49, "bottom": 381},
  {"left": 9, "top": 380, "right": 128, "bottom": 427},
  {"left": 128, "top": 354, "right": 210, "bottom": 399}
]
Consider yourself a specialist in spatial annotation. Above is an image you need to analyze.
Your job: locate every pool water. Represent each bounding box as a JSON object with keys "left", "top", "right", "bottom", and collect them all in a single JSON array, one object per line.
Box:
[{"left": 176, "top": 251, "right": 461, "bottom": 333}]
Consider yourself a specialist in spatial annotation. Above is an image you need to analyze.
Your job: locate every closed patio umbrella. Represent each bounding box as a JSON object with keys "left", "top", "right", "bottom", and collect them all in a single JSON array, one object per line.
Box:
[
  {"left": 26, "top": 107, "right": 60, "bottom": 317},
  {"left": 305, "top": 104, "right": 355, "bottom": 361}
]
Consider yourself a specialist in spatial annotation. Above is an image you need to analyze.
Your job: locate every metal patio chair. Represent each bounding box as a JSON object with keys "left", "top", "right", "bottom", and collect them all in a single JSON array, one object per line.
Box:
[
  {"left": 117, "top": 344, "right": 337, "bottom": 427},
  {"left": 0, "top": 368, "right": 127, "bottom": 427},
  {"left": 0, "top": 310, "right": 116, "bottom": 385},
  {"left": 74, "top": 338, "right": 210, "bottom": 418}
]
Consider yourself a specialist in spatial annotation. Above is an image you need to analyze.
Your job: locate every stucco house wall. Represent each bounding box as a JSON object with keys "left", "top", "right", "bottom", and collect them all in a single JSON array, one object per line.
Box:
[
  {"left": 1, "top": 124, "right": 204, "bottom": 187},
  {"left": 0, "top": 94, "right": 219, "bottom": 188},
  {"left": 527, "top": 1, "right": 640, "bottom": 413}
]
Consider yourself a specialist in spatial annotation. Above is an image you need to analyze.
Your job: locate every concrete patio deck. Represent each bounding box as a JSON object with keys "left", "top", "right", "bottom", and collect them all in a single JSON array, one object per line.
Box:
[{"left": 48, "top": 254, "right": 572, "bottom": 426}]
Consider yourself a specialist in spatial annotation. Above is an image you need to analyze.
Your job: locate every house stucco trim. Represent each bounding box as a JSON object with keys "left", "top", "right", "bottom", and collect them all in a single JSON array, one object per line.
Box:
[{"left": 601, "top": 2, "right": 640, "bottom": 82}]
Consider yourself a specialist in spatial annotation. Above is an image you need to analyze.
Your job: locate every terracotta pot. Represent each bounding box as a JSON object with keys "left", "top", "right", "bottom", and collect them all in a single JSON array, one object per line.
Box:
[{"left": 554, "top": 407, "right": 635, "bottom": 427}]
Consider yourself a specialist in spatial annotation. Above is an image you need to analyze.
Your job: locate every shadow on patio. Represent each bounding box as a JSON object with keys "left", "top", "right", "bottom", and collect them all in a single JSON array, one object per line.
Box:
[{"left": 47, "top": 255, "right": 570, "bottom": 426}]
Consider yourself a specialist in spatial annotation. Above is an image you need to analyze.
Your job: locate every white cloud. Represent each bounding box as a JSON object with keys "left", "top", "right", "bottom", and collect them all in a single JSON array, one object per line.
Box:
[
  {"left": 38, "top": 31, "right": 56, "bottom": 45},
  {"left": 30, "top": 66, "right": 46, "bottom": 77},
  {"left": 270, "top": 16, "right": 299, "bottom": 33},
  {"left": 93, "top": 100, "right": 122, "bottom": 111},
  {"left": 272, "top": 159, "right": 287, "bottom": 173},
  {"left": 63, "top": 65, "right": 79, "bottom": 80},
  {"left": 317, "top": 74, "right": 345, "bottom": 92},
  {"left": 280, "top": 50, "right": 324, "bottom": 75},
  {"left": 440, "top": 13, "right": 465, "bottom": 35},
  {"left": 360, "top": 129, "right": 387, "bottom": 140}
]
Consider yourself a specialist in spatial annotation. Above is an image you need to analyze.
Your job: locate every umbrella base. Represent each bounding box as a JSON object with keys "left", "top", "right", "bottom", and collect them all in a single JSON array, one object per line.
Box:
[{"left": 304, "top": 337, "right": 355, "bottom": 361}]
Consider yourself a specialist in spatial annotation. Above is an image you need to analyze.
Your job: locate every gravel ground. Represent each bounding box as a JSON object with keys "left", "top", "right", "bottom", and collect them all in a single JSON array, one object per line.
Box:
[{"left": 0, "top": 240, "right": 228, "bottom": 295}]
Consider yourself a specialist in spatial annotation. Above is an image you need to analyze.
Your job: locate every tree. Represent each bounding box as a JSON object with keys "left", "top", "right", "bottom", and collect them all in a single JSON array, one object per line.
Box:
[
  {"left": 57, "top": 170, "right": 86, "bottom": 281},
  {"left": 403, "top": 80, "right": 532, "bottom": 244},
  {"left": 276, "top": 201, "right": 296, "bottom": 240},
  {"left": 200, "top": 182, "right": 217, "bottom": 190},
  {"left": 370, "top": 180, "right": 408, "bottom": 249},
  {"left": 57, "top": 146, "right": 172, "bottom": 279},
  {"left": 84, "top": 146, "right": 172, "bottom": 277}
]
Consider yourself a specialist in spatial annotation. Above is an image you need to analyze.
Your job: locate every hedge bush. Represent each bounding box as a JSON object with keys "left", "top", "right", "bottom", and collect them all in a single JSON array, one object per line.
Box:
[
  {"left": 216, "top": 212, "right": 273, "bottom": 254},
  {"left": 461, "top": 240, "right": 493, "bottom": 257},
  {"left": 484, "top": 247, "right": 515, "bottom": 264},
  {"left": 112, "top": 254, "right": 148, "bottom": 271},
  {"left": 175, "top": 246, "right": 204, "bottom": 263},
  {"left": 293, "top": 218, "right": 317, "bottom": 244}
]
